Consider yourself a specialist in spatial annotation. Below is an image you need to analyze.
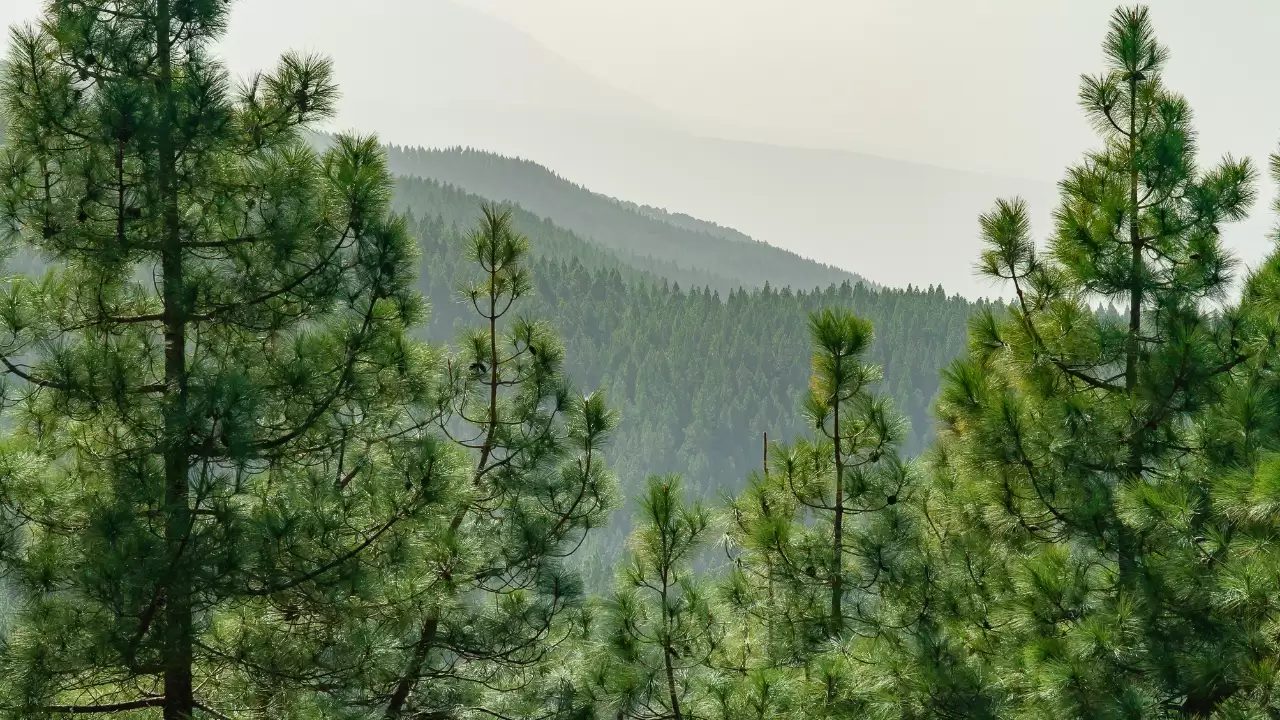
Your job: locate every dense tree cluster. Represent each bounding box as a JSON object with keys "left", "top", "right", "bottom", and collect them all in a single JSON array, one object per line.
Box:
[
  {"left": 1, "top": 3, "right": 1280, "bottom": 720},
  {"left": 0, "top": 2, "right": 613, "bottom": 718}
]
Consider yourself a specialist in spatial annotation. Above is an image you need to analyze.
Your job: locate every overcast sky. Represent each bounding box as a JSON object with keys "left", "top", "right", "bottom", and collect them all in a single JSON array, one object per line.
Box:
[
  {"left": 457, "top": 0, "right": 1280, "bottom": 182},
  {"left": 3, "top": 1, "right": 1278, "bottom": 295},
  {"left": 6, "top": 0, "right": 1277, "bottom": 181}
]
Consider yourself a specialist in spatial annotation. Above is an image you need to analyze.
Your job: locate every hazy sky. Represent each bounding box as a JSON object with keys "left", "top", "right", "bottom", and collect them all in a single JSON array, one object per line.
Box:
[
  {"left": 5, "top": 0, "right": 1277, "bottom": 181},
  {"left": 459, "top": 0, "right": 1280, "bottom": 182}
]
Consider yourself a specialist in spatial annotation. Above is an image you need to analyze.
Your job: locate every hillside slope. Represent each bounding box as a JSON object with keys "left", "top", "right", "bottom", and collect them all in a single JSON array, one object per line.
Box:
[
  {"left": 400, "top": 188, "right": 984, "bottom": 574},
  {"left": 394, "top": 175, "right": 746, "bottom": 292},
  {"left": 383, "top": 144, "right": 868, "bottom": 293}
]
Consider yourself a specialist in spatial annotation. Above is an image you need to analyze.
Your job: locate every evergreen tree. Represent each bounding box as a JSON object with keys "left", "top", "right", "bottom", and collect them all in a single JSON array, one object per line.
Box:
[
  {"left": 917, "top": 6, "right": 1279, "bottom": 717},
  {"left": 1187, "top": 148, "right": 1280, "bottom": 717},
  {"left": 319, "top": 206, "right": 618, "bottom": 720},
  {"left": 716, "top": 308, "right": 925, "bottom": 717},
  {"left": 798, "top": 309, "right": 909, "bottom": 638},
  {"left": 0, "top": 1, "right": 453, "bottom": 718},
  {"left": 581, "top": 475, "right": 719, "bottom": 720}
]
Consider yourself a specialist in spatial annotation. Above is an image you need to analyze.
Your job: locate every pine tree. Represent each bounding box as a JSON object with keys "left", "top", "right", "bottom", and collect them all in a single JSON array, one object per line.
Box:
[
  {"left": 718, "top": 308, "right": 925, "bottom": 717},
  {"left": 323, "top": 206, "right": 619, "bottom": 720},
  {"left": 919, "top": 5, "right": 1278, "bottom": 717},
  {"left": 798, "top": 309, "right": 909, "bottom": 638},
  {"left": 0, "top": 1, "right": 453, "bottom": 718},
  {"left": 581, "top": 475, "right": 719, "bottom": 720},
  {"left": 1171, "top": 148, "right": 1280, "bottom": 717}
]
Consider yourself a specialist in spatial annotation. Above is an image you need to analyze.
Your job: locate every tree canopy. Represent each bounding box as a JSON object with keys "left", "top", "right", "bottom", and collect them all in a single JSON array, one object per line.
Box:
[{"left": 2, "top": 3, "right": 1280, "bottom": 720}]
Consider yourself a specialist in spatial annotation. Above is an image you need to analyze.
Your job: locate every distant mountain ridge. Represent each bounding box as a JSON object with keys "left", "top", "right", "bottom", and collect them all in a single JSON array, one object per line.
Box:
[
  {"left": 207, "top": 0, "right": 1059, "bottom": 298},
  {"left": 622, "top": 203, "right": 754, "bottom": 244},
  {"left": 392, "top": 174, "right": 748, "bottom": 294},
  {"left": 380, "top": 143, "right": 871, "bottom": 294}
]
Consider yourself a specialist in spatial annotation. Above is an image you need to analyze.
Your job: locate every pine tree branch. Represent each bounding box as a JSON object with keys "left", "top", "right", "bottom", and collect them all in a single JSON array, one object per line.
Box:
[
  {"left": 193, "top": 700, "right": 236, "bottom": 720},
  {"left": 467, "top": 707, "right": 533, "bottom": 720},
  {"left": 248, "top": 457, "right": 437, "bottom": 598},
  {"left": 1101, "top": 105, "right": 1130, "bottom": 139},
  {"left": 249, "top": 511, "right": 400, "bottom": 597},
  {"left": 16, "top": 40, "right": 93, "bottom": 144},
  {"left": 241, "top": 281, "right": 380, "bottom": 455},
  {"left": 182, "top": 235, "right": 263, "bottom": 249},
  {"left": 191, "top": 223, "right": 353, "bottom": 321},
  {"left": 1009, "top": 273, "right": 1124, "bottom": 392},
  {"left": 0, "top": 355, "right": 65, "bottom": 389},
  {"left": 38, "top": 698, "right": 166, "bottom": 713},
  {"left": 1056, "top": 363, "right": 1124, "bottom": 392},
  {"left": 383, "top": 615, "right": 440, "bottom": 720},
  {"left": 60, "top": 313, "right": 166, "bottom": 332}
]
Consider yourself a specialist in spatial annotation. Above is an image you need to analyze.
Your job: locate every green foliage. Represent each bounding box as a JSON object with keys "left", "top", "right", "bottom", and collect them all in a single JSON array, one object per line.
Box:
[
  {"left": 6, "top": 3, "right": 1280, "bottom": 719},
  {"left": 398, "top": 188, "right": 982, "bottom": 583},
  {"left": 580, "top": 476, "right": 719, "bottom": 720},
  {"left": 711, "top": 309, "right": 928, "bottom": 719},
  {"left": 0, "top": 1, "right": 454, "bottom": 717},
  {"left": 903, "top": 6, "right": 1280, "bottom": 718},
  {"left": 0, "top": 2, "right": 619, "bottom": 718},
  {"left": 312, "top": 206, "right": 619, "bottom": 720}
]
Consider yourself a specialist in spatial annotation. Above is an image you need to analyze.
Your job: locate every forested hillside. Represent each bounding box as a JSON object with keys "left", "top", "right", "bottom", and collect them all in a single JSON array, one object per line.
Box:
[
  {"left": 393, "top": 174, "right": 735, "bottom": 291},
  {"left": 394, "top": 175, "right": 979, "bottom": 470},
  {"left": 393, "top": 177, "right": 984, "bottom": 570},
  {"left": 381, "top": 143, "right": 868, "bottom": 293}
]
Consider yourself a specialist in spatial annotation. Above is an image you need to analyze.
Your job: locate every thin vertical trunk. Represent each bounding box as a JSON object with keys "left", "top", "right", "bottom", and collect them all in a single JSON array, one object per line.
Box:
[
  {"left": 484, "top": 261, "right": 498, "bottom": 465},
  {"left": 155, "top": 0, "right": 193, "bottom": 717},
  {"left": 830, "top": 371, "right": 844, "bottom": 634},
  {"left": 421, "top": 246, "right": 502, "bottom": 716},
  {"left": 763, "top": 432, "right": 768, "bottom": 475},
  {"left": 763, "top": 432, "right": 775, "bottom": 663},
  {"left": 1125, "top": 74, "right": 1142, "bottom": 393},
  {"left": 660, "top": 555, "right": 682, "bottom": 720},
  {"left": 664, "top": 644, "right": 682, "bottom": 720},
  {"left": 1119, "top": 75, "right": 1141, "bottom": 587},
  {"left": 471, "top": 238, "right": 500, "bottom": 477},
  {"left": 384, "top": 616, "right": 439, "bottom": 719}
]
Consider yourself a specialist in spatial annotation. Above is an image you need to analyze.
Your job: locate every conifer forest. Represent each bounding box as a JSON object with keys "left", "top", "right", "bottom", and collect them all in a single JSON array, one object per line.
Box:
[{"left": 3, "top": 2, "right": 1280, "bottom": 718}]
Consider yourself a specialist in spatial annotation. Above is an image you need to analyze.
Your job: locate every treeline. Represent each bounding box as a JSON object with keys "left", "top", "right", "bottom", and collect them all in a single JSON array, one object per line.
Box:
[
  {"left": 392, "top": 173, "right": 744, "bottom": 294},
  {"left": 381, "top": 143, "right": 867, "bottom": 294},
  {"left": 2, "top": 3, "right": 1280, "bottom": 720}
]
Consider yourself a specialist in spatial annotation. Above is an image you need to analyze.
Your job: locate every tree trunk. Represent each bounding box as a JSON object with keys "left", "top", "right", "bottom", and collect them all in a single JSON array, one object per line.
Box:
[
  {"left": 661, "top": 581, "right": 682, "bottom": 720},
  {"left": 384, "top": 615, "right": 439, "bottom": 719},
  {"left": 1125, "top": 74, "right": 1142, "bottom": 394},
  {"left": 830, "top": 379, "right": 844, "bottom": 635},
  {"left": 763, "top": 432, "right": 776, "bottom": 663},
  {"left": 1120, "top": 74, "right": 1142, "bottom": 588},
  {"left": 155, "top": 1, "right": 194, "bottom": 716},
  {"left": 658, "top": 517, "right": 682, "bottom": 720},
  {"left": 664, "top": 644, "right": 682, "bottom": 720}
]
